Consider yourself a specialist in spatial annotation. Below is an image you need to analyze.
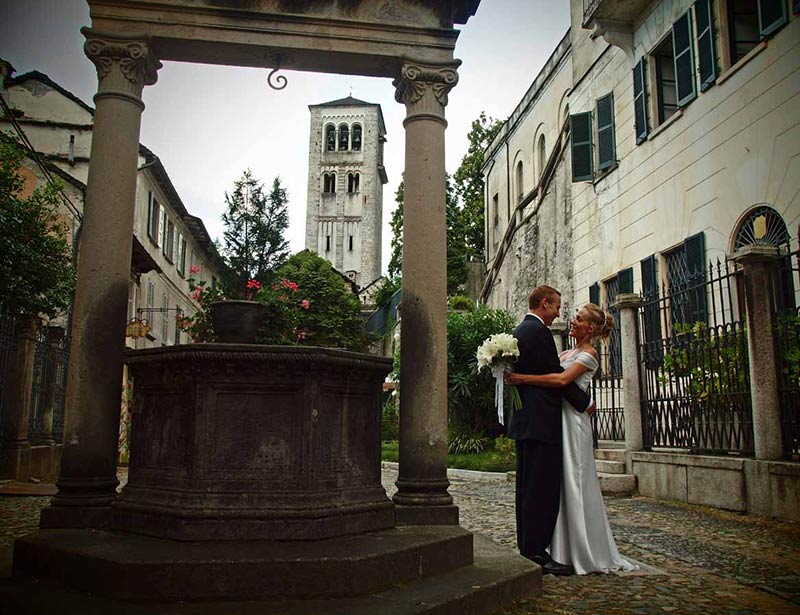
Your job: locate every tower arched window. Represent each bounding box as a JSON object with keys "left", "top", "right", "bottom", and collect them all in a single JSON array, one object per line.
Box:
[
  {"left": 323, "top": 172, "right": 336, "bottom": 193},
  {"left": 352, "top": 124, "right": 362, "bottom": 151},
  {"left": 538, "top": 135, "right": 546, "bottom": 180},
  {"left": 516, "top": 161, "right": 524, "bottom": 202},
  {"left": 325, "top": 124, "right": 336, "bottom": 152},
  {"left": 347, "top": 172, "right": 360, "bottom": 193},
  {"left": 338, "top": 124, "right": 349, "bottom": 151}
]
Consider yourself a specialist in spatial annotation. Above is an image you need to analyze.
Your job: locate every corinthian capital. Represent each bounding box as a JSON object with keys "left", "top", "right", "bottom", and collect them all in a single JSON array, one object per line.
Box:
[
  {"left": 82, "top": 28, "right": 161, "bottom": 88},
  {"left": 393, "top": 60, "right": 460, "bottom": 107}
]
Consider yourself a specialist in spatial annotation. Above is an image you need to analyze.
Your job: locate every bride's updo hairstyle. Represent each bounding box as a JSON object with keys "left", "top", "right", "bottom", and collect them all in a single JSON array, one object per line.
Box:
[{"left": 583, "top": 303, "right": 614, "bottom": 341}]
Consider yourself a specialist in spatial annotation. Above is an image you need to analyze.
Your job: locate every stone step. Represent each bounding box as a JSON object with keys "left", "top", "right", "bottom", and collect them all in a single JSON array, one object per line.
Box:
[
  {"left": 598, "top": 472, "right": 637, "bottom": 496},
  {"left": 3, "top": 533, "right": 541, "bottom": 615},
  {"left": 595, "top": 459, "right": 626, "bottom": 474},
  {"left": 594, "top": 448, "right": 626, "bottom": 462}
]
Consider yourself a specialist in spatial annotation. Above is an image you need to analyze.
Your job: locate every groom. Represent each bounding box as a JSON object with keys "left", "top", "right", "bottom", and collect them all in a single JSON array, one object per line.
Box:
[{"left": 509, "top": 285, "right": 593, "bottom": 576}]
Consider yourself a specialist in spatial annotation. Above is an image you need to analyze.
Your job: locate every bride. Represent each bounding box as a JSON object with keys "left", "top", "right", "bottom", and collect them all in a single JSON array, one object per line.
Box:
[{"left": 506, "top": 303, "right": 636, "bottom": 575}]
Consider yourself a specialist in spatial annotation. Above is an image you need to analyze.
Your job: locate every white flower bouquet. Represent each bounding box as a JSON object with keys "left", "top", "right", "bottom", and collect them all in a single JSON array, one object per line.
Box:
[{"left": 476, "top": 333, "right": 523, "bottom": 425}]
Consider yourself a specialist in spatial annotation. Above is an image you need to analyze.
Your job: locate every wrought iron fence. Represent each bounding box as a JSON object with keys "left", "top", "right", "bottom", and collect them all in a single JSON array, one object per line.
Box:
[
  {"left": 589, "top": 350, "right": 625, "bottom": 446},
  {"left": 28, "top": 326, "right": 49, "bottom": 443},
  {"left": 774, "top": 247, "right": 800, "bottom": 459},
  {"left": 52, "top": 335, "right": 70, "bottom": 443},
  {"left": 0, "top": 308, "right": 17, "bottom": 454},
  {"left": 638, "top": 258, "right": 754, "bottom": 455}
]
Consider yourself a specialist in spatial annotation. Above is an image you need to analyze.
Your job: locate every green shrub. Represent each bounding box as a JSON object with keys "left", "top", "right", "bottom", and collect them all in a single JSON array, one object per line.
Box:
[
  {"left": 381, "top": 396, "right": 399, "bottom": 441},
  {"left": 448, "top": 295, "right": 474, "bottom": 311},
  {"left": 492, "top": 435, "right": 516, "bottom": 466},
  {"left": 448, "top": 431, "right": 489, "bottom": 455},
  {"left": 447, "top": 304, "right": 517, "bottom": 435}
]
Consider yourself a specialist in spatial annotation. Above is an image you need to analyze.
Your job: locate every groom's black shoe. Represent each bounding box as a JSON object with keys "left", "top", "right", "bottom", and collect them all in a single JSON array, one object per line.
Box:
[
  {"left": 530, "top": 554, "right": 551, "bottom": 566},
  {"left": 543, "top": 560, "right": 575, "bottom": 576}
]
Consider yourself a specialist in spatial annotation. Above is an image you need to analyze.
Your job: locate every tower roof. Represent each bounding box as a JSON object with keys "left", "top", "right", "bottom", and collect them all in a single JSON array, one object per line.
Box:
[{"left": 312, "top": 95, "right": 376, "bottom": 108}]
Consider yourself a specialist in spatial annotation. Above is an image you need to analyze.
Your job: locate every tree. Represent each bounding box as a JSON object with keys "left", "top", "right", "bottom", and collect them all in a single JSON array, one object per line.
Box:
[
  {"left": 276, "top": 251, "right": 371, "bottom": 351},
  {"left": 221, "top": 170, "right": 289, "bottom": 295},
  {"left": 0, "top": 134, "right": 75, "bottom": 317},
  {"left": 387, "top": 182, "right": 404, "bottom": 280},
  {"left": 453, "top": 112, "right": 503, "bottom": 260}
]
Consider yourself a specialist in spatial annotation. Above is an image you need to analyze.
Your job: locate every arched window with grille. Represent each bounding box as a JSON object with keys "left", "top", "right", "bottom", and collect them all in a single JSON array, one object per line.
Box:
[
  {"left": 325, "top": 124, "right": 336, "bottom": 152},
  {"left": 516, "top": 161, "right": 524, "bottom": 202},
  {"left": 338, "top": 124, "right": 349, "bottom": 151},
  {"left": 351, "top": 123, "right": 362, "bottom": 151}
]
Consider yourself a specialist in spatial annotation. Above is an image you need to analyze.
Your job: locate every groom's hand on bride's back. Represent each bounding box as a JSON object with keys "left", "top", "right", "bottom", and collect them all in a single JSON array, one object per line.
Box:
[{"left": 587, "top": 401, "right": 597, "bottom": 416}]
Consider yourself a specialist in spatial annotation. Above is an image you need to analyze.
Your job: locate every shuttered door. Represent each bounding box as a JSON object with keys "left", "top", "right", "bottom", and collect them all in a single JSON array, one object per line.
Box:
[
  {"left": 633, "top": 58, "right": 649, "bottom": 144},
  {"left": 596, "top": 93, "right": 616, "bottom": 170},
  {"left": 618, "top": 267, "right": 634, "bottom": 294},
  {"left": 570, "top": 112, "right": 594, "bottom": 181},
  {"left": 758, "top": 0, "right": 788, "bottom": 36},
  {"left": 672, "top": 11, "right": 697, "bottom": 107},
  {"left": 695, "top": 0, "right": 717, "bottom": 92},
  {"left": 589, "top": 282, "right": 600, "bottom": 305},
  {"left": 641, "top": 254, "right": 663, "bottom": 365}
]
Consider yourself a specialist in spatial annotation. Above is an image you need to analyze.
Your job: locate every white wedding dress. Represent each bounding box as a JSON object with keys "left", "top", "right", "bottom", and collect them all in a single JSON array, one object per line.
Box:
[{"left": 549, "top": 349, "right": 637, "bottom": 575}]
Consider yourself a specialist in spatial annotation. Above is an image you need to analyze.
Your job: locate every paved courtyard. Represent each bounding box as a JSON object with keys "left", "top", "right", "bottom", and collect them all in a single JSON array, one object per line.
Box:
[{"left": 1, "top": 467, "right": 799, "bottom": 615}]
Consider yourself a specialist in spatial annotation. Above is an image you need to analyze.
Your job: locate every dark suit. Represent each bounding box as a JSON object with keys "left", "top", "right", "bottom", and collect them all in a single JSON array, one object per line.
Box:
[{"left": 509, "top": 314, "right": 591, "bottom": 561}]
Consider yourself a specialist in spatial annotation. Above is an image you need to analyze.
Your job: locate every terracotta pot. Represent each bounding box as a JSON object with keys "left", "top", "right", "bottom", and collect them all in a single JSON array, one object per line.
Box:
[{"left": 209, "top": 300, "right": 267, "bottom": 344}]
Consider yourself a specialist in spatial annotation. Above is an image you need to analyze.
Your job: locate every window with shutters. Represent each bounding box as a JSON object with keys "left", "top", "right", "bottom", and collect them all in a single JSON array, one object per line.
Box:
[
  {"left": 696, "top": 0, "right": 717, "bottom": 92},
  {"left": 325, "top": 124, "right": 336, "bottom": 151},
  {"left": 146, "top": 193, "right": 160, "bottom": 244},
  {"left": 163, "top": 219, "right": 175, "bottom": 263},
  {"left": 652, "top": 33, "right": 679, "bottom": 126},
  {"left": 161, "top": 293, "right": 169, "bottom": 344},
  {"left": 351, "top": 124, "right": 362, "bottom": 151},
  {"left": 589, "top": 282, "right": 600, "bottom": 306},
  {"left": 603, "top": 275, "right": 622, "bottom": 376},
  {"left": 673, "top": 10, "right": 697, "bottom": 108},
  {"left": 633, "top": 58, "right": 649, "bottom": 144},
  {"left": 641, "top": 254, "right": 664, "bottom": 366},
  {"left": 570, "top": 112, "right": 593, "bottom": 181},
  {"left": 596, "top": 93, "right": 616, "bottom": 171},
  {"left": 516, "top": 161, "right": 524, "bottom": 202},
  {"left": 665, "top": 232, "right": 707, "bottom": 326},
  {"left": 724, "top": 0, "right": 788, "bottom": 65},
  {"left": 176, "top": 235, "right": 186, "bottom": 276}
]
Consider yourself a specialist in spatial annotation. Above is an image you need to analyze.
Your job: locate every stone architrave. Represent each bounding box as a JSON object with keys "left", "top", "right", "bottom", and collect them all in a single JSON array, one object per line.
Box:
[
  {"left": 392, "top": 59, "right": 460, "bottom": 525},
  {"left": 40, "top": 30, "right": 161, "bottom": 529},
  {"left": 613, "top": 293, "right": 644, "bottom": 457},
  {"left": 0, "top": 315, "right": 41, "bottom": 481},
  {"left": 731, "top": 245, "right": 783, "bottom": 461}
]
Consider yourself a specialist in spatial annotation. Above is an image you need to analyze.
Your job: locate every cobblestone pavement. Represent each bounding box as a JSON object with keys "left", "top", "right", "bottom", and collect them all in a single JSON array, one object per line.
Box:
[{"left": 2, "top": 468, "right": 799, "bottom": 615}]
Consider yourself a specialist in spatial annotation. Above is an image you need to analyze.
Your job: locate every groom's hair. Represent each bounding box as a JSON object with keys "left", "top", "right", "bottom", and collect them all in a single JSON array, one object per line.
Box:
[{"left": 529, "top": 285, "right": 561, "bottom": 309}]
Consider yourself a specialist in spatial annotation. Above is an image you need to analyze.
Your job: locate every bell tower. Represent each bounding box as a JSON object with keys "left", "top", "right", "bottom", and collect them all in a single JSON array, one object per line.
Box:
[{"left": 305, "top": 96, "right": 387, "bottom": 287}]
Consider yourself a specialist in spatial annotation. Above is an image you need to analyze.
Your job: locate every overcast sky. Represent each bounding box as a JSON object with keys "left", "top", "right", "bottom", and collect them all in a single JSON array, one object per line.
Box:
[{"left": 0, "top": 0, "right": 570, "bottom": 274}]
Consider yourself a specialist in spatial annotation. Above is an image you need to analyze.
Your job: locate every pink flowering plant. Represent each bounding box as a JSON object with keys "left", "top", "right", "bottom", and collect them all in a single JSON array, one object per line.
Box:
[
  {"left": 175, "top": 265, "right": 225, "bottom": 342},
  {"left": 253, "top": 277, "right": 311, "bottom": 344}
]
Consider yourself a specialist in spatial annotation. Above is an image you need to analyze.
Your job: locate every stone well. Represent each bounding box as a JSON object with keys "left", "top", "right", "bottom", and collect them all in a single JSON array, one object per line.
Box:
[{"left": 113, "top": 344, "right": 395, "bottom": 541}]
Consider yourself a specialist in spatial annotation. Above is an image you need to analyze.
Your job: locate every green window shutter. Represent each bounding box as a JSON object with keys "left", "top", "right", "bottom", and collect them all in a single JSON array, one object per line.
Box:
[
  {"left": 633, "top": 58, "right": 649, "bottom": 144},
  {"left": 640, "top": 255, "right": 663, "bottom": 364},
  {"left": 758, "top": 0, "right": 788, "bottom": 36},
  {"left": 589, "top": 282, "right": 600, "bottom": 305},
  {"left": 695, "top": 0, "right": 717, "bottom": 92},
  {"left": 570, "top": 112, "right": 593, "bottom": 182},
  {"left": 146, "top": 191, "right": 154, "bottom": 239},
  {"left": 672, "top": 11, "right": 697, "bottom": 107},
  {"left": 618, "top": 267, "right": 633, "bottom": 294},
  {"left": 596, "top": 93, "right": 616, "bottom": 170},
  {"left": 684, "top": 232, "right": 708, "bottom": 324}
]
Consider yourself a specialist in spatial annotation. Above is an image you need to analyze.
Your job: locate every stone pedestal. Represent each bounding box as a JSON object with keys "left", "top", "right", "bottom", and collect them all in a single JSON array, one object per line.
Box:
[
  {"left": 0, "top": 315, "right": 41, "bottom": 481},
  {"left": 392, "top": 60, "right": 460, "bottom": 524},
  {"left": 115, "top": 345, "right": 395, "bottom": 541},
  {"left": 732, "top": 245, "right": 783, "bottom": 461}
]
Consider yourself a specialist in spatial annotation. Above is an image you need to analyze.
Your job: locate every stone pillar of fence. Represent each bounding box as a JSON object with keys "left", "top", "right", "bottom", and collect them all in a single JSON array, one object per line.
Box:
[
  {"left": 39, "top": 326, "right": 66, "bottom": 446},
  {"left": 731, "top": 245, "right": 783, "bottom": 461},
  {"left": 551, "top": 322, "right": 569, "bottom": 352},
  {"left": 613, "top": 293, "right": 644, "bottom": 457},
  {"left": 0, "top": 315, "right": 41, "bottom": 481}
]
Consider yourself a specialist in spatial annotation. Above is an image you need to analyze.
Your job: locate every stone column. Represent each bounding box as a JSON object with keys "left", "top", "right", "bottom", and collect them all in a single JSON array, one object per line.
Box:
[
  {"left": 732, "top": 245, "right": 783, "bottom": 461},
  {"left": 392, "top": 59, "right": 460, "bottom": 525},
  {"left": 39, "top": 326, "right": 66, "bottom": 446},
  {"left": 0, "top": 315, "right": 41, "bottom": 481},
  {"left": 40, "top": 29, "right": 160, "bottom": 529},
  {"left": 613, "top": 293, "right": 644, "bottom": 455}
]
